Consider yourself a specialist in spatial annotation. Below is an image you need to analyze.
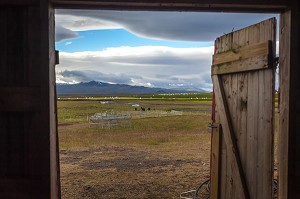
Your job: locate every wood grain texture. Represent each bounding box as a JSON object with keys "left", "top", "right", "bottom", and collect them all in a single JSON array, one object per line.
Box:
[
  {"left": 278, "top": 5, "right": 300, "bottom": 198},
  {"left": 0, "top": 3, "right": 54, "bottom": 198},
  {"left": 212, "top": 41, "right": 270, "bottom": 65},
  {"left": 212, "top": 54, "right": 270, "bottom": 75},
  {"left": 278, "top": 11, "right": 290, "bottom": 199},
  {"left": 52, "top": 0, "right": 288, "bottom": 12},
  {"left": 212, "top": 75, "right": 250, "bottom": 199},
  {"left": 210, "top": 124, "right": 221, "bottom": 199},
  {"left": 0, "top": 87, "right": 41, "bottom": 111},
  {"left": 211, "top": 18, "right": 276, "bottom": 199}
]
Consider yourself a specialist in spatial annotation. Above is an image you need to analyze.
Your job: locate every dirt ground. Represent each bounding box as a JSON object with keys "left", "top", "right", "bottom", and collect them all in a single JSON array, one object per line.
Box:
[{"left": 59, "top": 131, "right": 211, "bottom": 199}]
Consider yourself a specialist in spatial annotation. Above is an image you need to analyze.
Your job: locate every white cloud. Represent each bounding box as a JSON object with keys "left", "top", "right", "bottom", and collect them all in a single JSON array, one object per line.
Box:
[
  {"left": 65, "top": 41, "right": 72, "bottom": 45},
  {"left": 57, "top": 46, "right": 214, "bottom": 90}
]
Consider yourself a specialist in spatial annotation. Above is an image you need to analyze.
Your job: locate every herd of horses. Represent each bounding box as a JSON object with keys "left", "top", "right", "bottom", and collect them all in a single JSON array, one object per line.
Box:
[{"left": 135, "top": 107, "right": 151, "bottom": 111}]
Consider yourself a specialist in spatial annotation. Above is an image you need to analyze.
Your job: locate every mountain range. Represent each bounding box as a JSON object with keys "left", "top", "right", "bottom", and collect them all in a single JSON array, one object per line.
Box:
[{"left": 56, "top": 81, "right": 207, "bottom": 95}]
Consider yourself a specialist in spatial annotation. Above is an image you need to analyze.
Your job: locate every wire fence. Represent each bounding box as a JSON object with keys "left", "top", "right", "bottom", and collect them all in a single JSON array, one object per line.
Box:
[{"left": 88, "top": 112, "right": 132, "bottom": 129}]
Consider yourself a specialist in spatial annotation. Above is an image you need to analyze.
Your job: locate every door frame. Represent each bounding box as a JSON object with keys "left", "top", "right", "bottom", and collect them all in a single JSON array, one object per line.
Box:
[{"left": 49, "top": 1, "right": 299, "bottom": 199}]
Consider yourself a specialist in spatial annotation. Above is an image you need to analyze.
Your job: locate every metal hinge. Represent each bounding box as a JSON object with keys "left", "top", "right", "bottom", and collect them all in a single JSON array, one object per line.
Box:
[
  {"left": 55, "top": 50, "right": 59, "bottom": 65},
  {"left": 274, "top": 56, "right": 279, "bottom": 69},
  {"left": 208, "top": 123, "right": 219, "bottom": 129}
]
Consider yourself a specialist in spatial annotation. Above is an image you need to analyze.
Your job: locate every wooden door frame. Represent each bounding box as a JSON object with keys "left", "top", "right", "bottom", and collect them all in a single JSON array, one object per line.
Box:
[{"left": 48, "top": 1, "right": 299, "bottom": 199}]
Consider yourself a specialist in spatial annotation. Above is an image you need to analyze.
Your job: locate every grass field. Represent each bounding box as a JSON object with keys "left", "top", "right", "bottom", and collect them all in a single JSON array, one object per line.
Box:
[
  {"left": 58, "top": 93, "right": 278, "bottom": 199},
  {"left": 58, "top": 94, "right": 212, "bottom": 199}
]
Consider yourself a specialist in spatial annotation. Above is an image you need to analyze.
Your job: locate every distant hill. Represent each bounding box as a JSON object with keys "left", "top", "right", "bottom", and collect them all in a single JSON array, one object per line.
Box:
[{"left": 56, "top": 81, "right": 207, "bottom": 95}]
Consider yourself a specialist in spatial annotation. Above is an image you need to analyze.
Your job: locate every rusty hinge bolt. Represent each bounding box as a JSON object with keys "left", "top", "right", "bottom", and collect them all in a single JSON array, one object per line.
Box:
[{"left": 208, "top": 123, "right": 218, "bottom": 129}]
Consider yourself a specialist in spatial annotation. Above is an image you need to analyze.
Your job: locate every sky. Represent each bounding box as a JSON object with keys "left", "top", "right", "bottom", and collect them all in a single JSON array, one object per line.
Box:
[{"left": 55, "top": 10, "right": 278, "bottom": 91}]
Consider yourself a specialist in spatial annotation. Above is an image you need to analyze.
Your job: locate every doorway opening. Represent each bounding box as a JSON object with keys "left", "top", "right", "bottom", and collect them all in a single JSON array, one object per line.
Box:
[{"left": 54, "top": 10, "right": 279, "bottom": 198}]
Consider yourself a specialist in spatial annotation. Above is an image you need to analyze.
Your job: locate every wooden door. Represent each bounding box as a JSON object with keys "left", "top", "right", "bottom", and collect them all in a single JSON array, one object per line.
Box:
[{"left": 210, "top": 18, "right": 276, "bottom": 199}]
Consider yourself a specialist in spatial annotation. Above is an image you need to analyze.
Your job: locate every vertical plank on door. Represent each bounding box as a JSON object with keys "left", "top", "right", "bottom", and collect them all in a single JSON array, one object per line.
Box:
[{"left": 212, "top": 18, "right": 275, "bottom": 199}]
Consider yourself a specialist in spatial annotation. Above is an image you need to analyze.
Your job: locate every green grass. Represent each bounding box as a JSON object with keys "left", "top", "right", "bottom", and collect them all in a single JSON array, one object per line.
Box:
[
  {"left": 58, "top": 93, "right": 213, "bottom": 101},
  {"left": 57, "top": 97, "right": 212, "bottom": 150},
  {"left": 57, "top": 97, "right": 212, "bottom": 124},
  {"left": 58, "top": 114, "right": 211, "bottom": 150}
]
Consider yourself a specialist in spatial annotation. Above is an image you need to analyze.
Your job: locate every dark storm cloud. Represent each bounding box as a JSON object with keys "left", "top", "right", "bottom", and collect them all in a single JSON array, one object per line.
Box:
[
  {"left": 55, "top": 25, "right": 78, "bottom": 42},
  {"left": 55, "top": 10, "right": 277, "bottom": 42},
  {"left": 58, "top": 70, "right": 143, "bottom": 84}
]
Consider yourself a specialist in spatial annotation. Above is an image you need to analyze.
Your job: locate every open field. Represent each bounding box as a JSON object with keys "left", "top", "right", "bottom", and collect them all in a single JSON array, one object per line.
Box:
[
  {"left": 58, "top": 95, "right": 212, "bottom": 198},
  {"left": 58, "top": 94, "right": 278, "bottom": 198}
]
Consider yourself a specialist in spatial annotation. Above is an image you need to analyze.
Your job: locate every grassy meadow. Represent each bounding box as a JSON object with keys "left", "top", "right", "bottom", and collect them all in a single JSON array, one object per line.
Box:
[
  {"left": 58, "top": 92, "right": 279, "bottom": 199},
  {"left": 58, "top": 93, "right": 213, "bottom": 198}
]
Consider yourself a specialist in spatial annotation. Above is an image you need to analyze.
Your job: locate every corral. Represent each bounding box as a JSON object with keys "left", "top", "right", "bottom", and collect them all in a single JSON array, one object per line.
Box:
[{"left": 88, "top": 112, "right": 132, "bottom": 128}]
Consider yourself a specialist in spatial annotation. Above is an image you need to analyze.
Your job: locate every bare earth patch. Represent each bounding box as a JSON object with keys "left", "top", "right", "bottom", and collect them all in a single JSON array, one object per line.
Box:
[{"left": 60, "top": 145, "right": 210, "bottom": 199}]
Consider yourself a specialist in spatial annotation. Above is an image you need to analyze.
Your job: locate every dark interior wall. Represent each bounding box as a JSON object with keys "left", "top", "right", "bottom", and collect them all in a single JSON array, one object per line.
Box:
[
  {"left": 0, "top": 1, "right": 55, "bottom": 198},
  {"left": 289, "top": 1, "right": 300, "bottom": 198}
]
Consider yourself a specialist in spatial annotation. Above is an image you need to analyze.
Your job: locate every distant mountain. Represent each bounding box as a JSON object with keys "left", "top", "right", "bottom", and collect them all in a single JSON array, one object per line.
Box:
[{"left": 56, "top": 81, "right": 207, "bottom": 95}]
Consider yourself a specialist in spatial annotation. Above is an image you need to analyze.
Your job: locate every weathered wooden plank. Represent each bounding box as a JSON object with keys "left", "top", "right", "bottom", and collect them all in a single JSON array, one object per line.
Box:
[
  {"left": 210, "top": 123, "right": 221, "bottom": 199},
  {"left": 214, "top": 34, "right": 232, "bottom": 199},
  {"left": 226, "top": 73, "right": 240, "bottom": 198},
  {"left": 236, "top": 72, "right": 248, "bottom": 198},
  {"left": 231, "top": 74, "right": 239, "bottom": 198},
  {"left": 0, "top": 87, "right": 40, "bottom": 111},
  {"left": 213, "top": 41, "right": 270, "bottom": 65},
  {"left": 224, "top": 75, "right": 233, "bottom": 199},
  {"left": 232, "top": 27, "right": 248, "bottom": 198},
  {"left": 289, "top": 3, "right": 300, "bottom": 197},
  {"left": 213, "top": 37, "right": 225, "bottom": 199},
  {"left": 245, "top": 71, "right": 259, "bottom": 199},
  {"left": 278, "top": 11, "right": 290, "bottom": 199},
  {"left": 216, "top": 28, "right": 246, "bottom": 199},
  {"left": 52, "top": 0, "right": 288, "bottom": 12},
  {"left": 222, "top": 71, "right": 240, "bottom": 198},
  {"left": 48, "top": 3, "right": 61, "bottom": 198},
  {"left": 212, "top": 54, "right": 269, "bottom": 75},
  {"left": 258, "top": 18, "right": 276, "bottom": 199},
  {"left": 212, "top": 75, "right": 250, "bottom": 199},
  {"left": 246, "top": 21, "right": 260, "bottom": 199}
]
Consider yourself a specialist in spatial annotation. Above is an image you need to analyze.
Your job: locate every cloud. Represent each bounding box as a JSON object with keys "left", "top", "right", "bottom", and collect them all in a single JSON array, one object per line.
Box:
[
  {"left": 56, "top": 46, "right": 214, "bottom": 90},
  {"left": 65, "top": 42, "right": 72, "bottom": 46},
  {"left": 57, "top": 70, "right": 142, "bottom": 85},
  {"left": 55, "top": 10, "right": 277, "bottom": 42},
  {"left": 55, "top": 12, "right": 122, "bottom": 31},
  {"left": 55, "top": 25, "right": 78, "bottom": 42},
  {"left": 55, "top": 10, "right": 278, "bottom": 90}
]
